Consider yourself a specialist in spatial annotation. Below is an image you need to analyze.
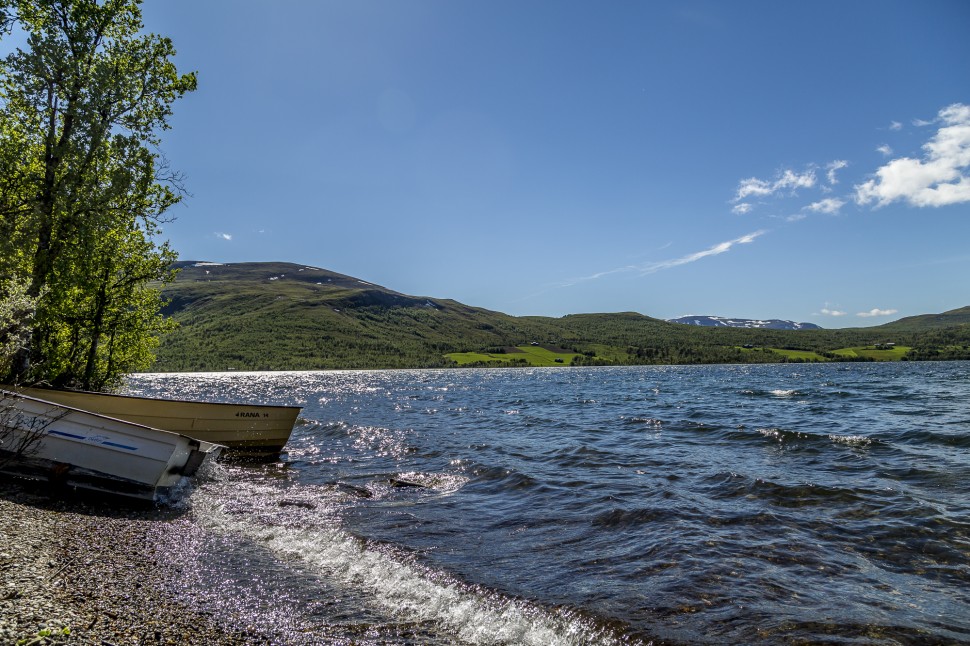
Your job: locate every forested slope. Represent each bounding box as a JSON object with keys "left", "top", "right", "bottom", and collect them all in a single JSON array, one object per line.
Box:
[{"left": 152, "top": 262, "right": 970, "bottom": 371}]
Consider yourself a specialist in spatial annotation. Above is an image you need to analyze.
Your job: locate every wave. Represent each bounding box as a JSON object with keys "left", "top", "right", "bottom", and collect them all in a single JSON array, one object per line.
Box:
[
  {"left": 591, "top": 506, "right": 676, "bottom": 528},
  {"left": 827, "top": 434, "right": 872, "bottom": 447},
  {"left": 189, "top": 481, "right": 637, "bottom": 645},
  {"left": 622, "top": 416, "right": 664, "bottom": 428},
  {"left": 700, "top": 471, "right": 866, "bottom": 507},
  {"left": 889, "top": 428, "right": 970, "bottom": 449},
  {"left": 740, "top": 388, "right": 805, "bottom": 398},
  {"left": 713, "top": 426, "right": 884, "bottom": 451}
]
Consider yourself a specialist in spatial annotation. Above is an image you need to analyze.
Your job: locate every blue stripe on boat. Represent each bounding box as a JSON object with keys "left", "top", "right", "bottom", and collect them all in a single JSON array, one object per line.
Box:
[
  {"left": 102, "top": 441, "right": 138, "bottom": 451},
  {"left": 48, "top": 430, "right": 138, "bottom": 451},
  {"left": 48, "top": 430, "right": 86, "bottom": 440}
]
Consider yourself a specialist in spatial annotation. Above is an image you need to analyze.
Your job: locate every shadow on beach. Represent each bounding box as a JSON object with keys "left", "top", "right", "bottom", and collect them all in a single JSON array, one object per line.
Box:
[{"left": 0, "top": 474, "right": 192, "bottom": 518}]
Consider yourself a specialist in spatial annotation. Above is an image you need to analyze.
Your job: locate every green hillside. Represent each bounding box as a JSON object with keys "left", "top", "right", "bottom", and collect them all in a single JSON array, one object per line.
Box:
[
  {"left": 873, "top": 306, "right": 970, "bottom": 331},
  {"left": 151, "top": 262, "right": 970, "bottom": 371}
]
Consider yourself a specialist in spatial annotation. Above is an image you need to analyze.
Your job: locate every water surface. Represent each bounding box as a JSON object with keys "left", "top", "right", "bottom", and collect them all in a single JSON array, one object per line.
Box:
[{"left": 128, "top": 363, "right": 970, "bottom": 644}]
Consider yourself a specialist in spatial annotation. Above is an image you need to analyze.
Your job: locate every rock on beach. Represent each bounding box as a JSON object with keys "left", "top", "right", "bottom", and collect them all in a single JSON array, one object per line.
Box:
[{"left": 0, "top": 480, "right": 257, "bottom": 645}]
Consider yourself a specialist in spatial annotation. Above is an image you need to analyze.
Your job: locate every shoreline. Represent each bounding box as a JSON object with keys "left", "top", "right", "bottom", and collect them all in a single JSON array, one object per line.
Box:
[{"left": 0, "top": 481, "right": 257, "bottom": 645}]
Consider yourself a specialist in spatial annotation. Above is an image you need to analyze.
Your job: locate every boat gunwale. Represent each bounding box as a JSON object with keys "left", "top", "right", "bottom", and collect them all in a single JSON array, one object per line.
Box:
[
  {"left": 2, "top": 388, "right": 195, "bottom": 439},
  {"left": 5, "top": 385, "right": 302, "bottom": 412}
]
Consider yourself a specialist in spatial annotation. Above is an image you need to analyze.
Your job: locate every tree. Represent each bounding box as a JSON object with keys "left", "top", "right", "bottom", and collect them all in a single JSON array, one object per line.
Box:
[
  {"left": 0, "top": 0, "right": 195, "bottom": 390},
  {"left": 0, "top": 274, "right": 39, "bottom": 378}
]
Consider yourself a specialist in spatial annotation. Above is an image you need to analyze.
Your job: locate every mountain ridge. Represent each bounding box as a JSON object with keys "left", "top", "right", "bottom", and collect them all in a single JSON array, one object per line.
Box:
[
  {"left": 151, "top": 261, "right": 970, "bottom": 371},
  {"left": 667, "top": 315, "right": 822, "bottom": 330}
]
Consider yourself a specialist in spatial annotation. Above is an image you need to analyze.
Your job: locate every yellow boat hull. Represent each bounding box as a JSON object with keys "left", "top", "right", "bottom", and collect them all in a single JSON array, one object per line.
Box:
[{"left": 5, "top": 386, "right": 300, "bottom": 459}]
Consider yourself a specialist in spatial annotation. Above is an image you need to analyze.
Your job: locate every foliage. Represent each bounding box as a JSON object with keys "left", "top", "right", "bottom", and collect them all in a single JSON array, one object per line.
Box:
[
  {"left": 152, "top": 262, "right": 970, "bottom": 371},
  {"left": 0, "top": 274, "right": 38, "bottom": 377},
  {"left": 740, "top": 347, "right": 829, "bottom": 362},
  {"left": 15, "top": 625, "right": 71, "bottom": 646},
  {"left": 447, "top": 346, "right": 581, "bottom": 367},
  {"left": 0, "top": 0, "right": 194, "bottom": 390}
]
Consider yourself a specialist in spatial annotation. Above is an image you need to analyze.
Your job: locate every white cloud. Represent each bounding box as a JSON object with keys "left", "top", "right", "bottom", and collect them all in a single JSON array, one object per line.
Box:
[
  {"left": 856, "top": 103, "right": 970, "bottom": 208},
  {"left": 785, "top": 213, "right": 807, "bottom": 222},
  {"left": 564, "top": 231, "right": 766, "bottom": 286},
  {"left": 820, "top": 308, "right": 846, "bottom": 317},
  {"left": 876, "top": 144, "right": 893, "bottom": 157},
  {"left": 857, "top": 308, "right": 898, "bottom": 318},
  {"left": 215, "top": 232, "right": 232, "bottom": 241},
  {"left": 826, "top": 160, "right": 848, "bottom": 184},
  {"left": 913, "top": 118, "right": 933, "bottom": 127},
  {"left": 733, "top": 168, "right": 815, "bottom": 203},
  {"left": 735, "top": 177, "right": 773, "bottom": 200},
  {"left": 805, "top": 197, "right": 845, "bottom": 214},
  {"left": 889, "top": 121, "right": 903, "bottom": 131},
  {"left": 775, "top": 169, "right": 816, "bottom": 191},
  {"left": 637, "top": 230, "right": 766, "bottom": 275},
  {"left": 732, "top": 202, "right": 754, "bottom": 215}
]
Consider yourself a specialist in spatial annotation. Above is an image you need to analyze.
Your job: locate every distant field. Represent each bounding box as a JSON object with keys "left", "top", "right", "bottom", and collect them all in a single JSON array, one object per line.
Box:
[
  {"left": 831, "top": 345, "right": 912, "bottom": 360},
  {"left": 764, "top": 348, "right": 830, "bottom": 362},
  {"left": 453, "top": 343, "right": 917, "bottom": 367},
  {"left": 446, "top": 346, "right": 581, "bottom": 367},
  {"left": 737, "top": 345, "right": 913, "bottom": 362}
]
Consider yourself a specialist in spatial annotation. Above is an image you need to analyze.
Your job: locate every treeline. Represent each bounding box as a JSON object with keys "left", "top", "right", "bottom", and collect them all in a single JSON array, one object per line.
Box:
[{"left": 153, "top": 266, "right": 970, "bottom": 371}]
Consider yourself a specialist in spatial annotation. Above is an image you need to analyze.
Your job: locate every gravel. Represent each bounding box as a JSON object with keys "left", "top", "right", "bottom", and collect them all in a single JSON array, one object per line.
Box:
[{"left": 0, "top": 479, "right": 262, "bottom": 645}]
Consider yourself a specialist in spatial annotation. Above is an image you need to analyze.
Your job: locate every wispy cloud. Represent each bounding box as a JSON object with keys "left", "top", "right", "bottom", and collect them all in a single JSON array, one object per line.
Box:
[
  {"left": 857, "top": 308, "right": 898, "bottom": 318},
  {"left": 732, "top": 203, "right": 754, "bottom": 215},
  {"left": 563, "top": 231, "right": 766, "bottom": 286},
  {"left": 805, "top": 197, "right": 845, "bottom": 214},
  {"left": 734, "top": 169, "right": 815, "bottom": 202},
  {"left": 856, "top": 103, "right": 970, "bottom": 208},
  {"left": 876, "top": 144, "right": 893, "bottom": 157},
  {"left": 826, "top": 160, "right": 848, "bottom": 184},
  {"left": 735, "top": 178, "right": 773, "bottom": 200},
  {"left": 820, "top": 308, "right": 847, "bottom": 317},
  {"left": 215, "top": 232, "right": 232, "bottom": 241},
  {"left": 637, "top": 230, "right": 766, "bottom": 275},
  {"left": 889, "top": 121, "right": 903, "bottom": 131}
]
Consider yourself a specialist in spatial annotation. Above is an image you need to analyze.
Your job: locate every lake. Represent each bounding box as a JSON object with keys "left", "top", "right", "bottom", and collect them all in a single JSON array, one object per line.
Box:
[{"left": 127, "top": 362, "right": 970, "bottom": 645}]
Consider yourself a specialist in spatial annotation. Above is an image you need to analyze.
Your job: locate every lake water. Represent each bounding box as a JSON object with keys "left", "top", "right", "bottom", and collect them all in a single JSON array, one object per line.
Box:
[{"left": 127, "top": 362, "right": 970, "bottom": 645}]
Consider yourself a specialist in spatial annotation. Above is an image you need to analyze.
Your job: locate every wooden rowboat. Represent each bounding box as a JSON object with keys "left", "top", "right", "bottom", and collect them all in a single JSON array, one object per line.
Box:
[
  {"left": 0, "top": 389, "right": 222, "bottom": 503},
  {"left": 5, "top": 386, "right": 301, "bottom": 459}
]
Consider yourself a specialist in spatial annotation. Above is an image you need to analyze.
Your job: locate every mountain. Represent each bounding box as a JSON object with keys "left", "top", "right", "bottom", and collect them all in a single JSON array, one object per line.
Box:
[
  {"left": 155, "top": 261, "right": 559, "bottom": 371},
  {"left": 667, "top": 315, "right": 822, "bottom": 330},
  {"left": 872, "top": 306, "right": 970, "bottom": 331},
  {"left": 151, "top": 261, "right": 970, "bottom": 371}
]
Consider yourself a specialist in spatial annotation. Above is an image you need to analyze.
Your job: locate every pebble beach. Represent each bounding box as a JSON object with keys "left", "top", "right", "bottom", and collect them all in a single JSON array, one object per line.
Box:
[{"left": 0, "top": 481, "right": 257, "bottom": 646}]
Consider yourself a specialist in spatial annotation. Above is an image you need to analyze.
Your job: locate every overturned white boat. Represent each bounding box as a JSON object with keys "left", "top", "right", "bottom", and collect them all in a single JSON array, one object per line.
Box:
[
  {"left": 0, "top": 389, "right": 222, "bottom": 503},
  {"left": 6, "top": 385, "right": 300, "bottom": 459}
]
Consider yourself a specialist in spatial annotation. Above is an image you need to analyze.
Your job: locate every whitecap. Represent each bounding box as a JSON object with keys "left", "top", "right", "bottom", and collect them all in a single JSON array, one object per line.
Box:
[
  {"left": 190, "top": 482, "right": 626, "bottom": 646},
  {"left": 828, "top": 434, "right": 872, "bottom": 447}
]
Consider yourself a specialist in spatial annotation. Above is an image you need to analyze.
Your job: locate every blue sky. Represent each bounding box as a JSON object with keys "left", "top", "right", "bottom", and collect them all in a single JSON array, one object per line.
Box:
[{"left": 131, "top": 1, "right": 970, "bottom": 325}]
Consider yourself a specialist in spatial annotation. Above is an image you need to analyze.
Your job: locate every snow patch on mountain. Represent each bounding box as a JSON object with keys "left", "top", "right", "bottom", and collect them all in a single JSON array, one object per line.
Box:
[{"left": 667, "top": 315, "right": 821, "bottom": 330}]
